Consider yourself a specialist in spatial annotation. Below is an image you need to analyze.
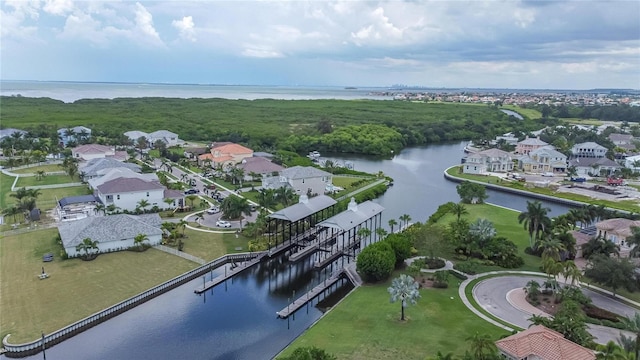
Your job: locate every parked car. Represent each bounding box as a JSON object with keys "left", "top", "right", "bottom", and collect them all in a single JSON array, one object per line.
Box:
[
  {"left": 206, "top": 207, "right": 220, "bottom": 214},
  {"left": 184, "top": 189, "right": 199, "bottom": 195},
  {"left": 216, "top": 220, "right": 231, "bottom": 228},
  {"left": 570, "top": 177, "right": 586, "bottom": 183},
  {"left": 541, "top": 172, "right": 554, "bottom": 177}
]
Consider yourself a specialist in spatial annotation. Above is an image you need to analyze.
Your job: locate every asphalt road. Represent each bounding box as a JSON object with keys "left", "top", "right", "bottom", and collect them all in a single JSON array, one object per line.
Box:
[{"left": 473, "top": 275, "right": 636, "bottom": 344}]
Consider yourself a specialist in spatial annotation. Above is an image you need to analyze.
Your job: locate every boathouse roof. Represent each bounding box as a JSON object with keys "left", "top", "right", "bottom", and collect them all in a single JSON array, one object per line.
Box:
[
  {"left": 268, "top": 195, "right": 336, "bottom": 222},
  {"left": 317, "top": 199, "right": 384, "bottom": 231}
]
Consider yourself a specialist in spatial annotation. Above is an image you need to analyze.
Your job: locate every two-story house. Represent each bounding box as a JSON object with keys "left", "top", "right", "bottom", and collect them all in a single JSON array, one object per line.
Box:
[
  {"left": 198, "top": 143, "right": 253, "bottom": 168},
  {"left": 58, "top": 126, "right": 92, "bottom": 146},
  {"left": 518, "top": 146, "right": 567, "bottom": 173},
  {"left": 237, "top": 157, "right": 284, "bottom": 181},
  {"left": 95, "top": 177, "right": 183, "bottom": 212},
  {"left": 570, "top": 142, "right": 607, "bottom": 158},
  {"left": 263, "top": 166, "right": 332, "bottom": 196},
  {"left": 515, "top": 136, "right": 548, "bottom": 155},
  {"left": 81, "top": 158, "right": 141, "bottom": 180},
  {"left": 463, "top": 148, "right": 513, "bottom": 175}
]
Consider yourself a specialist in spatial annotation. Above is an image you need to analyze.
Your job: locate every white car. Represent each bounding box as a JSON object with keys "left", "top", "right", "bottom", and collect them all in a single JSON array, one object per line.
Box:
[
  {"left": 215, "top": 220, "right": 231, "bottom": 228},
  {"left": 541, "top": 172, "right": 554, "bottom": 177},
  {"left": 206, "top": 207, "right": 220, "bottom": 214}
]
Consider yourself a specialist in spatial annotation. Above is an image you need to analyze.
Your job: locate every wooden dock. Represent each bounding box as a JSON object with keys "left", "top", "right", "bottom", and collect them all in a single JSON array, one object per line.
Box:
[
  {"left": 288, "top": 233, "right": 338, "bottom": 262},
  {"left": 194, "top": 253, "right": 266, "bottom": 293},
  {"left": 276, "top": 270, "right": 344, "bottom": 318}
]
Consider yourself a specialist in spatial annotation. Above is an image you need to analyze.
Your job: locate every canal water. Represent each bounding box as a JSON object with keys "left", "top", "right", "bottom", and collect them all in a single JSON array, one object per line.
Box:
[{"left": 13, "top": 142, "right": 572, "bottom": 360}]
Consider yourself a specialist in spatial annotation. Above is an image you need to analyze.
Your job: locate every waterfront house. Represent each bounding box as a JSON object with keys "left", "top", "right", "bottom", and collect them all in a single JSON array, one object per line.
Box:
[
  {"left": 495, "top": 325, "right": 595, "bottom": 360},
  {"left": 237, "top": 156, "right": 284, "bottom": 181},
  {"left": 463, "top": 148, "right": 513, "bottom": 175},
  {"left": 59, "top": 214, "right": 163, "bottom": 258},
  {"left": 567, "top": 157, "right": 621, "bottom": 177},
  {"left": 72, "top": 144, "right": 126, "bottom": 162},
  {"left": 595, "top": 218, "right": 640, "bottom": 258},
  {"left": 570, "top": 142, "right": 607, "bottom": 158},
  {"left": 515, "top": 136, "right": 548, "bottom": 155},
  {"left": 94, "top": 177, "right": 180, "bottom": 212},
  {"left": 518, "top": 146, "right": 567, "bottom": 173},
  {"left": 58, "top": 126, "right": 92, "bottom": 146},
  {"left": 263, "top": 166, "right": 332, "bottom": 196},
  {"left": 198, "top": 143, "right": 253, "bottom": 168}
]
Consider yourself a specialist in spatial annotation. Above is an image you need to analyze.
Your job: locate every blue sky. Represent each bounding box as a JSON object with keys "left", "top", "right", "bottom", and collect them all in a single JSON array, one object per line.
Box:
[{"left": 1, "top": 0, "right": 639, "bottom": 89}]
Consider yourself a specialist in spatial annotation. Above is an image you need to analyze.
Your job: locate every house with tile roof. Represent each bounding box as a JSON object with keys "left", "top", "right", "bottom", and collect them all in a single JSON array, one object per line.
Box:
[
  {"left": 58, "top": 126, "right": 92, "bottom": 146},
  {"left": 72, "top": 144, "right": 127, "bottom": 162},
  {"left": 595, "top": 218, "right": 640, "bottom": 258},
  {"left": 463, "top": 148, "right": 513, "bottom": 175},
  {"left": 515, "top": 136, "right": 548, "bottom": 155},
  {"left": 519, "top": 146, "right": 567, "bottom": 173},
  {"left": 237, "top": 157, "right": 284, "bottom": 181},
  {"left": 263, "top": 166, "right": 332, "bottom": 196},
  {"left": 495, "top": 325, "right": 595, "bottom": 360},
  {"left": 571, "top": 142, "right": 608, "bottom": 158},
  {"left": 58, "top": 214, "right": 163, "bottom": 258},
  {"left": 567, "top": 157, "right": 621, "bottom": 177},
  {"left": 198, "top": 143, "right": 253, "bottom": 168}
]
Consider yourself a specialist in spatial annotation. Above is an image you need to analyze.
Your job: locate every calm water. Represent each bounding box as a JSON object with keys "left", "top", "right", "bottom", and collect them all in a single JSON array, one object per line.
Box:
[{"left": 10, "top": 143, "right": 573, "bottom": 360}]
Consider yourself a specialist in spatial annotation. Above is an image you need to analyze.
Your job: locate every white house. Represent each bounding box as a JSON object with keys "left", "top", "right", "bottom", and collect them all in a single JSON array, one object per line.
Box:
[
  {"left": 81, "top": 158, "right": 141, "bottom": 180},
  {"left": 463, "top": 148, "right": 513, "bottom": 175},
  {"left": 571, "top": 142, "right": 607, "bottom": 158},
  {"left": 95, "top": 177, "right": 167, "bottom": 212},
  {"left": 624, "top": 154, "right": 640, "bottom": 171},
  {"left": 124, "top": 130, "right": 180, "bottom": 147},
  {"left": 71, "top": 144, "right": 121, "bottom": 161},
  {"left": 519, "top": 146, "right": 567, "bottom": 173},
  {"left": 58, "top": 126, "right": 92, "bottom": 146},
  {"left": 263, "top": 166, "right": 332, "bottom": 196},
  {"left": 568, "top": 157, "right": 621, "bottom": 177},
  {"left": 58, "top": 214, "right": 163, "bottom": 258}
]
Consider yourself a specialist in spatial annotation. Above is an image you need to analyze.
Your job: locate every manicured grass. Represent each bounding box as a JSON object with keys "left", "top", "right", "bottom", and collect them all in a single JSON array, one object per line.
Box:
[
  {"left": 0, "top": 173, "right": 15, "bottom": 209},
  {"left": 0, "top": 228, "right": 198, "bottom": 343},
  {"left": 176, "top": 228, "right": 249, "bottom": 261},
  {"left": 279, "top": 275, "right": 508, "bottom": 359},
  {"left": 15, "top": 174, "right": 79, "bottom": 187},
  {"left": 563, "top": 118, "right": 609, "bottom": 126},
  {"left": 501, "top": 105, "right": 542, "bottom": 120},
  {"left": 12, "top": 164, "right": 65, "bottom": 174}
]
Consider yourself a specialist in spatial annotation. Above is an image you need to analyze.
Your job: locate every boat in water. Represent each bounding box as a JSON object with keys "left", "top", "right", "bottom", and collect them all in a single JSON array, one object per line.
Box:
[{"left": 308, "top": 151, "right": 321, "bottom": 159}]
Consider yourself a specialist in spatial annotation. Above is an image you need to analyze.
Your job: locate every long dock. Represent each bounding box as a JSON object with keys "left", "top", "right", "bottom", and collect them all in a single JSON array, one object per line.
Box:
[
  {"left": 194, "top": 253, "right": 266, "bottom": 293},
  {"left": 313, "top": 237, "right": 359, "bottom": 269},
  {"left": 276, "top": 270, "right": 344, "bottom": 319},
  {"left": 288, "top": 233, "right": 339, "bottom": 262}
]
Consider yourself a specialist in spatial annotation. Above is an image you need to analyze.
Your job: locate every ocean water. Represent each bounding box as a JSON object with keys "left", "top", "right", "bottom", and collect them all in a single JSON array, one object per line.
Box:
[{"left": 0, "top": 81, "right": 391, "bottom": 103}]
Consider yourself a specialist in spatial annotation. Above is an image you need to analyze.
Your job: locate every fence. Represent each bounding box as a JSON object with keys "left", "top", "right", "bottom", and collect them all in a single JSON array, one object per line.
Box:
[
  {"left": 154, "top": 244, "right": 206, "bottom": 264},
  {"left": 1, "top": 251, "right": 266, "bottom": 358}
]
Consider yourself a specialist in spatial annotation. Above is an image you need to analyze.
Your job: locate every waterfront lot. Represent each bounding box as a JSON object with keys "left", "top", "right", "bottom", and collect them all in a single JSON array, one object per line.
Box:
[
  {"left": 279, "top": 275, "right": 508, "bottom": 359},
  {"left": 179, "top": 228, "right": 250, "bottom": 261},
  {"left": 0, "top": 228, "right": 197, "bottom": 343}
]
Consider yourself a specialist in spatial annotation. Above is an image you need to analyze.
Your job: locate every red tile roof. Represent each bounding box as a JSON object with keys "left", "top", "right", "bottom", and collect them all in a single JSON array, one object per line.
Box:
[{"left": 495, "top": 325, "right": 595, "bottom": 360}]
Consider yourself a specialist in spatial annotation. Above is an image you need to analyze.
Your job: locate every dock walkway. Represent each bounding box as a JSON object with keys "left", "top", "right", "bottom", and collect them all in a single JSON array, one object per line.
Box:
[
  {"left": 194, "top": 252, "right": 266, "bottom": 293},
  {"left": 288, "top": 233, "right": 338, "bottom": 262},
  {"left": 276, "top": 270, "right": 344, "bottom": 318}
]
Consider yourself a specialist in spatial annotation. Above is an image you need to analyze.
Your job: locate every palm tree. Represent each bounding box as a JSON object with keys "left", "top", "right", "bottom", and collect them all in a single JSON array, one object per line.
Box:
[
  {"left": 387, "top": 274, "right": 420, "bottom": 321},
  {"left": 596, "top": 341, "right": 630, "bottom": 360},
  {"left": 221, "top": 196, "right": 252, "bottom": 220},
  {"left": 35, "top": 170, "right": 46, "bottom": 181},
  {"left": 620, "top": 313, "right": 640, "bottom": 359},
  {"left": 3, "top": 206, "right": 21, "bottom": 224},
  {"left": 375, "top": 227, "right": 388, "bottom": 241},
  {"left": 76, "top": 237, "right": 99, "bottom": 260},
  {"left": 524, "top": 280, "right": 541, "bottom": 300},
  {"left": 185, "top": 195, "right": 198, "bottom": 208},
  {"left": 94, "top": 203, "right": 106, "bottom": 216},
  {"left": 618, "top": 333, "right": 636, "bottom": 356},
  {"left": 388, "top": 219, "right": 398, "bottom": 233},
  {"left": 163, "top": 198, "right": 175, "bottom": 210},
  {"left": 276, "top": 186, "right": 295, "bottom": 207},
  {"left": 466, "top": 332, "right": 498, "bottom": 360},
  {"left": 450, "top": 202, "right": 468, "bottom": 221},
  {"left": 627, "top": 227, "right": 640, "bottom": 258},
  {"left": 469, "top": 218, "right": 496, "bottom": 246},
  {"left": 199, "top": 198, "right": 208, "bottom": 210},
  {"left": 537, "top": 237, "right": 566, "bottom": 262},
  {"left": 399, "top": 214, "right": 411, "bottom": 231},
  {"left": 356, "top": 227, "right": 372, "bottom": 246},
  {"left": 430, "top": 351, "right": 454, "bottom": 360},
  {"left": 136, "top": 199, "right": 150, "bottom": 213},
  {"left": 562, "top": 260, "right": 582, "bottom": 287},
  {"left": 134, "top": 233, "right": 149, "bottom": 249},
  {"left": 518, "top": 200, "right": 551, "bottom": 248}
]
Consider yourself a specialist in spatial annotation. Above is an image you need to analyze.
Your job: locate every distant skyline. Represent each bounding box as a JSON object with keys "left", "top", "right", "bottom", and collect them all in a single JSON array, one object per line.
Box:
[{"left": 1, "top": 1, "right": 639, "bottom": 90}]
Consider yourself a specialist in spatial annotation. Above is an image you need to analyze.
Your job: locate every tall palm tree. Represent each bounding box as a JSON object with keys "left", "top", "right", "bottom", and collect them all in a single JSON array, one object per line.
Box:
[
  {"left": 518, "top": 200, "right": 551, "bottom": 248},
  {"left": 76, "top": 237, "right": 99, "bottom": 260},
  {"left": 387, "top": 274, "right": 420, "bottom": 321},
  {"left": 561, "top": 260, "right": 582, "bottom": 287},
  {"left": 537, "top": 237, "right": 566, "bottom": 262},
  {"left": 466, "top": 332, "right": 498, "bottom": 360},
  {"left": 618, "top": 333, "right": 636, "bottom": 356},
  {"left": 276, "top": 186, "right": 295, "bottom": 207},
  {"left": 596, "top": 341, "right": 630, "bottom": 360},
  {"left": 399, "top": 214, "right": 412, "bottom": 230},
  {"left": 627, "top": 227, "right": 640, "bottom": 258},
  {"left": 257, "top": 188, "right": 277, "bottom": 211},
  {"left": 185, "top": 195, "right": 198, "bottom": 208},
  {"left": 35, "top": 170, "right": 46, "bottom": 181},
  {"left": 94, "top": 203, "right": 106, "bottom": 216},
  {"left": 450, "top": 202, "right": 468, "bottom": 221},
  {"left": 375, "top": 227, "right": 388, "bottom": 241},
  {"left": 388, "top": 219, "right": 398, "bottom": 234}
]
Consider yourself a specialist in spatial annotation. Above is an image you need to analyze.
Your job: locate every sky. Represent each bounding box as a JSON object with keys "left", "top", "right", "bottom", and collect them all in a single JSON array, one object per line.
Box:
[{"left": 1, "top": 0, "right": 639, "bottom": 89}]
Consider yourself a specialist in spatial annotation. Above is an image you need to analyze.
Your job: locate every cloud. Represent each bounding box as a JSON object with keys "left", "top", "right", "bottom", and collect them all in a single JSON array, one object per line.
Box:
[
  {"left": 0, "top": 0, "right": 41, "bottom": 40},
  {"left": 43, "top": 0, "right": 75, "bottom": 16},
  {"left": 133, "top": 2, "right": 163, "bottom": 46},
  {"left": 172, "top": 15, "right": 196, "bottom": 42}
]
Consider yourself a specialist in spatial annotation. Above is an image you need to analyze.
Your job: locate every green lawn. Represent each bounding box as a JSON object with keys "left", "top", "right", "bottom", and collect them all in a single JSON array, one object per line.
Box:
[
  {"left": 0, "top": 228, "right": 198, "bottom": 343},
  {"left": 279, "top": 275, "right": 508, "bottom": 359},
  {"left": 15, "top": 174, "right": 79, "bottom": 187},
  {"left": 0, "top": 173, "right": 15, "bottom": 209},
  {"left": 176, "top": 228, "right": 250, "bottom": 261},
  {"left": 12, "top": 164, "right": 65, "bottom": 174},
  {"left": 501, "top": 105, "right": 542, "bottom": 120}
]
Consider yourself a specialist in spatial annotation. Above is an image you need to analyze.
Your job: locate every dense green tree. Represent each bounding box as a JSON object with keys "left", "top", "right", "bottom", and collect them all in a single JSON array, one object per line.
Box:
[
  {"left": 385, "top": 233, "right": 412, "bottom": 267},
  {"left": 280, "top": 346, "right": 337, "bottom": 360},
  {"left": 456, "top": 181, "right": 488, "bottom": 204},
  {"left": 356, "top": 241, "right": 395, "bottom": 282},
  {"left": 585, "top": 255, "right": 637, "bottom": 296},
  {"left": 221, "top": 196, "right": 252, "bottom": 220},
  {"left": 388, "top": 274, "right": 421, "bottom": 321}
]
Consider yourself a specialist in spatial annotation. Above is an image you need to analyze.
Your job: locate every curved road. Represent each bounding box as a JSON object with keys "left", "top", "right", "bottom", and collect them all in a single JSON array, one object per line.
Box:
[{"left": 473, "top": 275, "right": 636, "bottom": 344}]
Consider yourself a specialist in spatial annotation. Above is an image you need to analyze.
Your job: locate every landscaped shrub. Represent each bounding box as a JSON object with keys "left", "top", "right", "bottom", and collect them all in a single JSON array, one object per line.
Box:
[
  {"left": 427, "top": 202, "right": 455, "bottom": 225},
  {"left": 448, "top": 270, "right": 468, "bottom": 280},
  {"left": 524, "top": 246, "right": 543, "bottom": 257},
  {"left": 582, "top": 304, "right": 620, "bottom": 322},
  {"left": 385, "top": 233, "right": 412, "bottom": 267},
  {"left": 356, "top": 241, "right": 395, "bottom": 283},
  {"left": 433, "top": 270, "right": 450, "bottom": 288},
  {"left": 453, "top": 260, "right": 479, "bottom": 275},
  {"left": 425, "top": 258, "right": 445, "bottom": 269}
]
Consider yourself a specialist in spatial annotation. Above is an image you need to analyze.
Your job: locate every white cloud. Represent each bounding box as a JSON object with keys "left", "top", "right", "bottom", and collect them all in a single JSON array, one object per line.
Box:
[
  {"left": 0, "top": 0, "right": 41, "bottom": 40},
  {"left": 172, "top": 16, "right": 196, "bottom": 42},
  {"left": 241, "top": 47, "right": 283, "bottom": 58},
  {"left": 133, "top": 2, "right": 163, "bottom": 46},
  {"left": 43, "top": 0, "right": 75, "bottom": 16}
]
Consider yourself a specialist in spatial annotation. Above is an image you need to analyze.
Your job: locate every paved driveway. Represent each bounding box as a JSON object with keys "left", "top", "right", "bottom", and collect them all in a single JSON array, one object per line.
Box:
[{"left": 473, "top": 275, "right": 636, "bottom": 344}]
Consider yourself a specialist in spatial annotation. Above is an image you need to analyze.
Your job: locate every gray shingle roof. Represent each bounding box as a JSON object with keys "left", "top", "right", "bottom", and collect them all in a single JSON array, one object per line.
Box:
[
  {"left": 58, "top": 195, "right": 101, "bottom": 208},
  {"left": 58, "top": 214, "right": 162, "bottom": 248},
  {"left": 317, "top": 200, "right": 384, "bottom": 231},
  {"left": 97, "top": 177, "right": 164, "bottom": 194},
  {"left": 124, "top": 130, "right": 148, "bottom": 140},
  {"left": 568, "top": 157, "right": 621, "bottom": 168},
  {"left": 82, "top": 158, "right": 141, "bottom": 177},
  {"left": 269, "top": 195, "right": 337, "bottom": 222},
  {"left": 238, "top": 157, "right": 284, "bottom": 174},
  {"left": 281, "top": 166, "right": 331, "bottom": 179}
]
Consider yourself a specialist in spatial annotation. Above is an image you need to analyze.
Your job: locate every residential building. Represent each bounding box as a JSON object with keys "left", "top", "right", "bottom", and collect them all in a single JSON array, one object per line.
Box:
[
  {"left": 72, "top": 144, "right": 126, "bottom": 161},
  {"left": 595, "top": 218, "right": 640, "bottom": 257},
  {"left": 519, "top": 146, "right": 567, "bottom": 173},
  {"left": 56, "top": 195, "right": 102, "bottom": 222},
  {"left": 124, "top": 130, "right": 180, "bottom": 147},
  {"left": 515, "top": 136, "right": 548, "bottom": 155},
  {"left": 263, "top": 166, "right": 332, "bottom": 196},
  {"left": 625, "top": 154, "right": 640, "bottom": 171},
  {"left": 490, "top": 132, "right": 519, "bottom": 146},
  {"left": 495, "top": 325, "right": 595, "bottom": 360},
  {"left": 95, "top": 177, "right": 167, "bottom": 212},
  {"left": 58, "top": 126, "right": 92, "bottom": 146},
  {"left": 609, "top": 133, "right": 635, "bottom": 147},
  {"left": 58, "top": 214, "right": 163, "bottom": 258},
  {"left": 463, "top": 148, "right": 513, "bottom": 175},
  {"left": 567, "top": 157, "right": 621, "bottom": 177},
  {"left": 88, "top": 167, "right": 156, "bottom": 189},
  {"left": 237, "top": 157, "right": 284, "bottom": 181},
  {"left": 81, "top": 158, "right": 141, "bottom": 180},
  {"left": 0, "top": 128, "right": 27, "bottom": 141},
  {"left": 570, "top": 142, "right": 607, "bottom": 158},
  {"left": 198, "top": 143, "right": 253, "bottom": 168}
]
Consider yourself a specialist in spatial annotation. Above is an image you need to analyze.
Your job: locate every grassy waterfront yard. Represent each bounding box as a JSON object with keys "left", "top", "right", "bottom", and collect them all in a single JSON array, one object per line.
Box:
[
  {"left": 15, "top": 174, "right": 79, "bottom": 187},
  {"left": 0, "top": 228, "right": 198, "bottom": 343},
  {"left": 278, "top": 275, "right": 508, "bottom": 359}
]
